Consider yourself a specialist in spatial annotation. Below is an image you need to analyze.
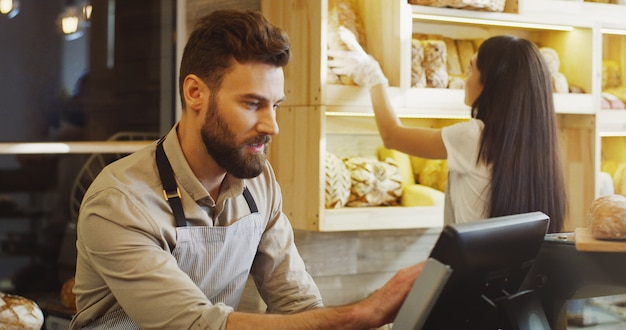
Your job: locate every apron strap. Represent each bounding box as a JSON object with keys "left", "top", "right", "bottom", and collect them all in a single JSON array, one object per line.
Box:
[
  {"left": 156, "top": 137, "right": 187, "bottom": 227},
  {"left": 242, "top": 187, "right": 258, "bottom": 213},
  {"left": 156, "top": 136, "right": 259, "bottom": 227}
]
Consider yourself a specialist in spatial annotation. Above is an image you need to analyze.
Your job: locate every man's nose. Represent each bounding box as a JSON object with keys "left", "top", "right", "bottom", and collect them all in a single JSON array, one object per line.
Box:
[{"left": 257, "top": 108, "right": 279, "bottom": 136}]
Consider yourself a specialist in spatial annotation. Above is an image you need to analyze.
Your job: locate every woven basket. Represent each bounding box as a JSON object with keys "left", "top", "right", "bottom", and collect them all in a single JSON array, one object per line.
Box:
[{"left": 409, "top": 0, "right": 506, "bottom": 12}]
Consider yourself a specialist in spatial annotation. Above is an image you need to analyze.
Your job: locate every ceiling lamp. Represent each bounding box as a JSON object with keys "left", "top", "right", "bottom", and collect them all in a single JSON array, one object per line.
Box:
[
  {"left": 58, "top": 3, "right": 92, "bottom": 40},
  {"left": 81, "top": 2, "right": 92, "bottom": 21},
  {"left": 0, "top": 0, "right": 20, "bottom": 19}
]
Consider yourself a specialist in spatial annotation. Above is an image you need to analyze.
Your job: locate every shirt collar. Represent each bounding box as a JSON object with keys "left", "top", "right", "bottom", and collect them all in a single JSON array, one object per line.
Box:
[{"left": 161, "top": 124, "right": 245, "bottom": 204}]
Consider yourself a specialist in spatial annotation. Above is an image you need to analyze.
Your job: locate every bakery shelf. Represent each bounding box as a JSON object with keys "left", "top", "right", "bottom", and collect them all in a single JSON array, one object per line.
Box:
[
  {"left": 599, "top": 22, "right": 626, "bottom": 206},
  {"left": 324, "top": 86, "right": 472, "bottom": 118},
  {"left": 523, "top": 0, "right": 626, "bottom": 29},
  {"left": 410, "top": 5, "right": 595, "bottom": 105},
  {"left": 320, "top": 204, "right": 444, "bottom": 232},
  {"left": 262, "top": 0, "right": 616, "bottom": 231},
  {"left": 410, "top": 4, "right": 591, "bottom": 31},
  {"left": 325, "top": 85, "right": 594, "bottom": 116},
  {"left": 598, "top": 111, "right": 626, "bottom": 136}
]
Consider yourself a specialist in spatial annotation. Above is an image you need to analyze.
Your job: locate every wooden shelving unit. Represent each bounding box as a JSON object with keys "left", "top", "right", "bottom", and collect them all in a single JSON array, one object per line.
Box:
[{"left": 262, "top": 0, "right": 626, "bottom": 232}]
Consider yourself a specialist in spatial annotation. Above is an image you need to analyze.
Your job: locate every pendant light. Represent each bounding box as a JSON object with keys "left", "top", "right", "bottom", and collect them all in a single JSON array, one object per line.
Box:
[
  {"left": 0, "top": 0, "right": 19, "bottom": 19},
  {"left": 57, "top": 1, "right": 92, "bottom": 40}
]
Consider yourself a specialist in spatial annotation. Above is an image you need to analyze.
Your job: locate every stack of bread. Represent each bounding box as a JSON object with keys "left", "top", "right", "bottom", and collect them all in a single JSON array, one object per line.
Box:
[{"left": 412, "top": 34, "right": 482, "bottom": 90}]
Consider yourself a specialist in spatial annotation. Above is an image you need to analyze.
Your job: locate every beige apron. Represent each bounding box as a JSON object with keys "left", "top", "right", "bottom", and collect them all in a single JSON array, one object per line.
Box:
[{"left": 82, "top": 139, "right": 263, "bottom": 329}]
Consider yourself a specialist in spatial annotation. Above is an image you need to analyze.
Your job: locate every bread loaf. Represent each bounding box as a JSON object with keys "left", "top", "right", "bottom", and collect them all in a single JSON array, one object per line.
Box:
[
  {"left": 443, "top": 37, "right": 462, "bottom": 77},
  {"left": 421, "top": 40, "right": 448, "bottom": 88},
  {"left": 344, "top": 157, "right": 402, "bottom": 207},
  {"left": 587, "top": 194, "right": 626, "bottom": 240},
  {"left": 456, "top": 39, "right": 475, "bottom": 77},
  {"left": 327, "top": 0, "right": 366, "bottom": 86},
  {"left": 0, "top": 292, "right": 44, "bottom": 330},
  {"left": 61, "top": 277, "right": 77, "bottom": 311},
  {"left": 325, "top": 152, "right": 351, "bottom": 208},
  {"left": 411, "top": 39, "right": 427, "bottom": 88},
  {"left": 540, "top": 47, "right": 569, "bottom": 93}
]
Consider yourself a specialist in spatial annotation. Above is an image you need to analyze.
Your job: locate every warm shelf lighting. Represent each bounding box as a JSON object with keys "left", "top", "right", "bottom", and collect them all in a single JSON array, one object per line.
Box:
[
  {"left": 0, "top": 0, "right": 19, "bottom": 19},
  {"left": 325, "top": 111, "right": 470, "bottom": 120},
  {"left": 601, "top": 28, "right": 626, "bottom": 36},
  {"left": 412, "top": 13, "right": 574, "bottom": 32}
]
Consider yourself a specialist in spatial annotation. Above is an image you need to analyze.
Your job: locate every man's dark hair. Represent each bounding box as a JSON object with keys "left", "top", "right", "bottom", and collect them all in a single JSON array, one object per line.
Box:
[{"left": 178, "top": 9, "right": 291, "bottom": 107}]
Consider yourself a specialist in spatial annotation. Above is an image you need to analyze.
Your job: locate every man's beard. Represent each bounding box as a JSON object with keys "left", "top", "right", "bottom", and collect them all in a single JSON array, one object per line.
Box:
[{"left": 200, "top": 96, "right": 269, "bottom": 179}]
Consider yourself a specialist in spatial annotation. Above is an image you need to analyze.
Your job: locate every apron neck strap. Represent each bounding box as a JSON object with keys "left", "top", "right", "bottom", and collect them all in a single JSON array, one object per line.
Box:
[
  {"left": 155, "top": 137, "right": 258, "bottom": 227},
  {"left": 156, "top": 137, "right": 187, "bottom": 227}
]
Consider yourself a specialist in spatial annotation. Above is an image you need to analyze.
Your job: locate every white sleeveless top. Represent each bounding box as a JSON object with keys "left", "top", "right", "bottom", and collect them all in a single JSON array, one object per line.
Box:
[{"left": 442, "top": 118, "right": 491, "bottom": 224}]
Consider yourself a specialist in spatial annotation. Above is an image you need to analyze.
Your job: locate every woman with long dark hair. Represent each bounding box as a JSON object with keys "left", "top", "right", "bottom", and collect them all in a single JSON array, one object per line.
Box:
[{"left": 330, "top": 32, "right": 566, "bottom": 233}]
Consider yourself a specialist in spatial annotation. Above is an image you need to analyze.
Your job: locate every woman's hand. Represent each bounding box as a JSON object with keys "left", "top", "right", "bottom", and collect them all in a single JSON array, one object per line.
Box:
[{"left": 327, "top": 26, "right": 388, "bottom": 90}]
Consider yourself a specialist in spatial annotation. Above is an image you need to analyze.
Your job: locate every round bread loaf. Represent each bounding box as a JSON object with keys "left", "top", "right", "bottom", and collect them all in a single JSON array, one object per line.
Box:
[
  {"left": 587, "top": 194, "right": 626, "bottom": 240},
  {"left": 0, "top": 292, "right": 44, "bottom": 330},
  {"left": 61, "top": 277, "right": 77, "bottom": 311}
]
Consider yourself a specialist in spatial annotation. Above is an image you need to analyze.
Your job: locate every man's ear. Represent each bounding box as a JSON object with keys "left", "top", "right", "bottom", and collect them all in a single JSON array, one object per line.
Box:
[{"left": 182, "top": 74, "right": 205, "bottom": 112}]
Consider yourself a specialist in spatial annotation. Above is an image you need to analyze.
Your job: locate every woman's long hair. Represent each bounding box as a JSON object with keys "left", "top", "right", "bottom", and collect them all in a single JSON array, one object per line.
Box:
[{"left": 472, "top": 35, "right": 566, "bottom": 233}]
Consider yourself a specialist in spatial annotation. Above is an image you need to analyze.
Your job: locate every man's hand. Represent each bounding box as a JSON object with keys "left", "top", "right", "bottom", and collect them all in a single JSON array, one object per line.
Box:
[
  {"left": 354, "top": 261, "right": 426, "bottom": 326},
  {"left": 328, "top": 26, "right": 389, "bottom": 90}
]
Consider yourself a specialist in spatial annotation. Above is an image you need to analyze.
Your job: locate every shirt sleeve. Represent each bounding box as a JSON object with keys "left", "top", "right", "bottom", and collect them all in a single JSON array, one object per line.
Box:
[
  {"left": 441, "top": 118, "right": 484, "bottom": 174},
  {"left": 74, "top": 186, "right": 234, "bottom": 330}
]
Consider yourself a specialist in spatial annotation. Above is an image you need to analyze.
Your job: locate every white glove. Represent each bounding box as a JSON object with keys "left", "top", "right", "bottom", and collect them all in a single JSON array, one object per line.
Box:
[{"left": 328, "top": 26, "right": 388, "bottom": 90}]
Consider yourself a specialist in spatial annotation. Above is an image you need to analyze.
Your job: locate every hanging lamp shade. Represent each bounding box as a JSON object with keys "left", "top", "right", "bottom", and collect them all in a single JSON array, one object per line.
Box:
[{"left": 0, "top": 0, "right": 20, "bottom": 19}]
